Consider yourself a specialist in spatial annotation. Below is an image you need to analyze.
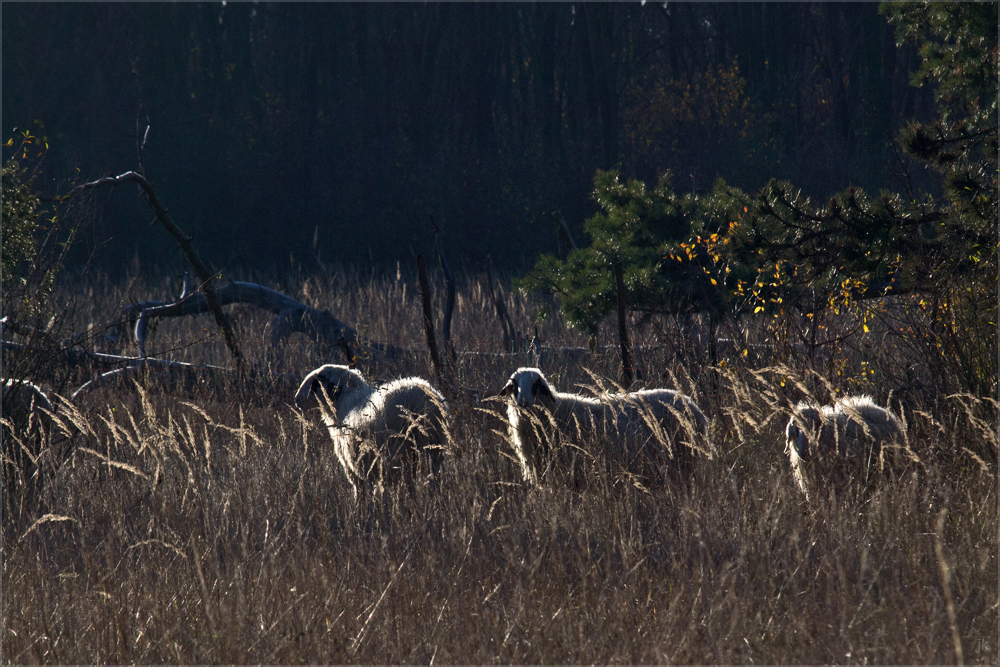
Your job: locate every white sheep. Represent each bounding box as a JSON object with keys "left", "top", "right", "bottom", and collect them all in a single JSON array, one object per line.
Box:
[
  {"left": 785, "top": 395, "right": 907, "bottom": 499},
  {"left": 295, "top": 365, "right": 450, "bottom": 498},
  {"left": 497, "top": 367, "right": 709, "bottom": 487}
]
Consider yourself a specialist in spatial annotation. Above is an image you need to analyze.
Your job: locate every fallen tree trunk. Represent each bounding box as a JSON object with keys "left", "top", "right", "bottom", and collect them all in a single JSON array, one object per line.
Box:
[
  {"left": 3, "top": 339, "right": 142, "bottom": 372},
  {"left": 123, "top": 281, "right": 358, "bottom": 361},
  {"left": 3, "top": 339, "right": 302, "bottom": 404},
  {"left": 105, "top": 299, "right": 170, "bottom": 349},
  {"left": 1, "top": 339, "right": 155, "bottom": 390}
]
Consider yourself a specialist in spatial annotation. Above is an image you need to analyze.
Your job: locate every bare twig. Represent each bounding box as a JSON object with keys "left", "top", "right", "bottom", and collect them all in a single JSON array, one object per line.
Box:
[{"left": 130, "top": 55, "right": 150, "bottom": 175}]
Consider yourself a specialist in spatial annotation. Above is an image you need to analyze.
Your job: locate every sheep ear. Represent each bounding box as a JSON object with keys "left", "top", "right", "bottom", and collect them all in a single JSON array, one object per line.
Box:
[
  {"left": 497, "top": 380, "right": 516, "bottom": 398},
  {"left": 295, "top": 378, "right": 318, "bottom": 408},
  {"left": 534, "top": 378, "right": 554, "bottom": 402},
  {"left": 314, "top": 380, "right": 328, "bottom": 400}
]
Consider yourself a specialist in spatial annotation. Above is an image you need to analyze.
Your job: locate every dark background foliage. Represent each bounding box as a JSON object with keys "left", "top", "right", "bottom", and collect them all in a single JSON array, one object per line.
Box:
[{"left": 2, "top": 2, "right": 936, "bottom": 278}]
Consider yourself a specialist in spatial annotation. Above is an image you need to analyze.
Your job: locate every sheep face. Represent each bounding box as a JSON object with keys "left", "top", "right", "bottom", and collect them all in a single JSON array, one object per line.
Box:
[
  {"left": 498, "top": 367, "right": 555, "bottom": 408},
  {"left": 294, "top": 364, "right": 366, "bottom": 411},
  {"left": 785, "top": 405, "right": 823, "bottom": 460}
]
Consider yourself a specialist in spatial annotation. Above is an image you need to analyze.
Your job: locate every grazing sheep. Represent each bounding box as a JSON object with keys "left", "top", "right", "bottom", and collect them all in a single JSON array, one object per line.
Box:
[
  {"left": 497, "top": 367, "right": 709, "bottom": 487},
  {"left": 785, "top": 395, "right": 907, "bottom": 499},
  {"left": 295, "top": 365, "right": 449, "bottom": 498}
]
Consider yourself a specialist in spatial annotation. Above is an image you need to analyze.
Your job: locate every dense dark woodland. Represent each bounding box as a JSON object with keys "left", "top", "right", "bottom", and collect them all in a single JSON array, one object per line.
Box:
[{"left": 3, "top": 2, "right": 937, "bottom": 275}]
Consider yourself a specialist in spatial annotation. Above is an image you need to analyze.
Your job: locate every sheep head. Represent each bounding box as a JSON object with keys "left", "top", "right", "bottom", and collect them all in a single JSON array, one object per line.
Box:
[
  {"left": 786, "top": 404, "right": 824, "bottom": 460},
  {"left": 498, "top": 367, "right": 556, "bottom": 408},
  {"left": 295, "top": 364, "right": 367, "bottom": 410}
]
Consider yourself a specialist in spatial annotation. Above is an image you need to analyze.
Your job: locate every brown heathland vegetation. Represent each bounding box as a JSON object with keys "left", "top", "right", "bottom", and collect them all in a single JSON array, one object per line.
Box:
[{"left": 2, "top": 267, "right": 996, "bottom": 664}]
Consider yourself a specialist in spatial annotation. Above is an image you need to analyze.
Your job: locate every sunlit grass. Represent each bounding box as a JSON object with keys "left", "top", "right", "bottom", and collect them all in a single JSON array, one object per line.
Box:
[{"left": 3, "top": 267, "right": 997, "bottom": 664}]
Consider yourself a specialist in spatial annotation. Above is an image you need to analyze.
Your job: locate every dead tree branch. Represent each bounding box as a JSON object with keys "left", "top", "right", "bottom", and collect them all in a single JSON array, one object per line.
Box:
[
  {"left": 554, "top": 210, "right": 579, "bottom": 252},
  {"left": 416, "top": 254, "right": 446, "bottom": 388},
  {"left": 486, "top": 255, "right": 517, "bottom": 352},
  {"left": 64, "top": 171, "right": 244, "bottom": 373},
  {"left": 2, "top": 339, "right": 146, "bottom": 377},
  {"left": 614, "top": 262, "right": 634, "bottom": 386},
  {"left": 71, "top": 359, "right": 302, "bottom": 406},
  {"left": 430, "top": 217, "right": 456, "bottom": 358},
  {"left": 3, "top": 338, "right": 302, "bottom": 406}
]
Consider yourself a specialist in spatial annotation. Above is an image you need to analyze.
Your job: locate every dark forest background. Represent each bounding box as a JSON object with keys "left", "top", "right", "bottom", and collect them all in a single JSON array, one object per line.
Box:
[{"left": 3, "top": 2, "right": 937, "bottom": 277}]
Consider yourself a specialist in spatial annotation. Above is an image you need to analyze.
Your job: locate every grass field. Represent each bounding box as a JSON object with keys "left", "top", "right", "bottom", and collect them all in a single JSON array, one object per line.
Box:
[{"left": 3, "top": 266, "right": 997, "bottom": 663}]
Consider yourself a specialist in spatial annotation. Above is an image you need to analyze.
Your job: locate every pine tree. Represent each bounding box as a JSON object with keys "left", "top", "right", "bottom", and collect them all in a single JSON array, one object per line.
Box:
[{"left": 523, "top": 2, "right": 996, "bottom": 394}]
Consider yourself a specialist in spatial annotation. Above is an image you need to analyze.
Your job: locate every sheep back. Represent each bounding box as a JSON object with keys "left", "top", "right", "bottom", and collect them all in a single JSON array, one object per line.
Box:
[
  {"left": 343, "top": 377, "right": 450, "bottom": 486},
  {"left": 786, "top": 395, "right": 907, "bottom": 498},
  {"left": 297, "top": 366, "right": 449, "bottom": 496},
  {"left": 505, "top": 388, "right": 605, "bottom": 485},
  {"left": 500, "top": 368, "right": 706, "bottom": 487},
  {"left": 611, "top": 388, "right": 709, "bottom": 474}
]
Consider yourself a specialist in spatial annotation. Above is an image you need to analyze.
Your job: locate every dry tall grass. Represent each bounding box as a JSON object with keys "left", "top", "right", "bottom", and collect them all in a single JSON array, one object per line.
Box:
[{"left": 3, "top": 267, "right": 997, "bottom": 664}]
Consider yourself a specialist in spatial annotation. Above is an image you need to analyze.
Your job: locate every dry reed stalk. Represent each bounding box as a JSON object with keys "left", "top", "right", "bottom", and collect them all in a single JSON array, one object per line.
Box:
[{"left": 934, "top": 508, "right": 964, "bottom": 667}]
